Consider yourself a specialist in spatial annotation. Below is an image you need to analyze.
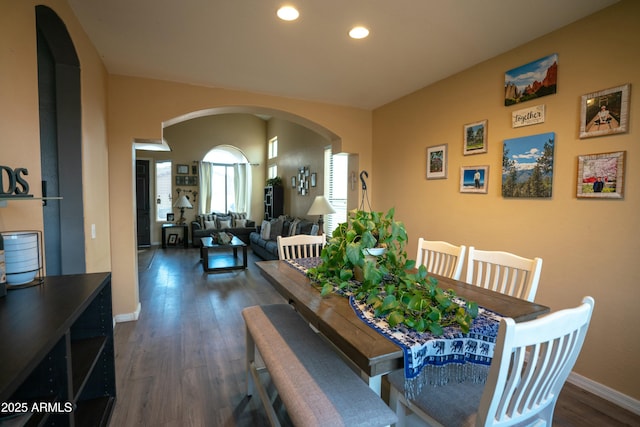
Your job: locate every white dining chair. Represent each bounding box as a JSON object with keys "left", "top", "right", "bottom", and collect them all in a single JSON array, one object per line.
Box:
[
  {"left": 416, "top": 238, "right": 466, "bottom": 280},
  {"left": 388, "top": 296, "right": 595, "bottom": 427},
  {"left": 277, "top": 234, "right": 325, "bottom": 260},
  {"left": 466, "top": 247, "right": 543, "bottom": 302}
]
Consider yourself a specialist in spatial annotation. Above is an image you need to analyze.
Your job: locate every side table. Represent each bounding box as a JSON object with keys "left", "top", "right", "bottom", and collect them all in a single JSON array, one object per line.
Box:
[{"left": 162, "top": 223, "right": 189, "bottom": 248}]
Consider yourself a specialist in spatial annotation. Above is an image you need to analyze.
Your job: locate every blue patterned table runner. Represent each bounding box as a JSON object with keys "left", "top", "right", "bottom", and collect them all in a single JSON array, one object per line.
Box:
[{"left": 284, "top": 257, "right": 502, "bottom": 397}]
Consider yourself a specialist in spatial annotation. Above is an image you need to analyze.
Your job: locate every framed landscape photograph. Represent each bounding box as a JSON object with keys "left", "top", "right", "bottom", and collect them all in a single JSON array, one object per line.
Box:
[
  {"left": 463, "top": 120, "right": 487, "bottom": 155},
  {"left": 502, "top": 132, "right": 555, "bottom": 198},
  {"left": 460, "top": 166, "right": 489, "bottom": 193},
  {"left": 426, "top": 144, "right": 447, "bottom": 179},
  {"left": 504, "top": 53, "right": 557, "bottom": 106},
  {"left": 577, "top": 151, "right": 625, "bottom": 199},
  {"left": 579, "top": 83, "right": 630, "bottom": 139},
  {"left": 176, "top": 164, "right": 189, "bottom": 174}
]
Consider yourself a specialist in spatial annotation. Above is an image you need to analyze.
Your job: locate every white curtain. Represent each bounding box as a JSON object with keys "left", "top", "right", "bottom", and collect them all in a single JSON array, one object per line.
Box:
[
  {"left": 234, "top": 163, "right": 252, "bottom": 218},
  {"left": 199, "top": 161, "right": 213, "bottom": 214}
]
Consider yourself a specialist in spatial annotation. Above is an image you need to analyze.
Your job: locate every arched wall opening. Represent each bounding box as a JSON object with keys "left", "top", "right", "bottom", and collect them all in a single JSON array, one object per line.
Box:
[{"left": 147, "top": 106, "right": 358, "bottom": 243}]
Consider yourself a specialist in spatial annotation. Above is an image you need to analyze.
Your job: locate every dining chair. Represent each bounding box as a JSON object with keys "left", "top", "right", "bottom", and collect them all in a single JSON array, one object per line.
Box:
[
  {"left": 388, "top": 296, "right": 595, "bottom": 427},
  {"left": 416, "top": 238, "right": 467, "bottom": 280},
  {"left": 277, "top": 234, "right": 325, "bottom": 260},
  {"left": 466, "top": 247, "right": 543, "bottom": 302}
]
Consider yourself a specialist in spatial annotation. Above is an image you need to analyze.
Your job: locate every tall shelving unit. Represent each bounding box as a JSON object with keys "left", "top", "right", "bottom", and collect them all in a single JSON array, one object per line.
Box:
[
  {"left": 264, "top": 185, "right": 284, "bottom": 220},
  {"left": 0, "top": 272, "right": 115, "bottom": 426}
]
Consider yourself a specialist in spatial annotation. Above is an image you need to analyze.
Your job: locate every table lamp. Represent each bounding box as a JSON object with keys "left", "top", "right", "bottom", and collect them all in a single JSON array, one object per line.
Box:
[
  {"left": 307, "top": 195, "right": 335, "bottom": 235},
  {"left": 173, "top": 195, "right": 193, "bottom": 225}
]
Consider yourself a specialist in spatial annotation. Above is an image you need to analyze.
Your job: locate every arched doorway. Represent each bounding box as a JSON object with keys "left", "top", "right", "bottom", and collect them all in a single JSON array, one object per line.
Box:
[{"left": 36, "top": 5, "right": 86, "bottom": 275}]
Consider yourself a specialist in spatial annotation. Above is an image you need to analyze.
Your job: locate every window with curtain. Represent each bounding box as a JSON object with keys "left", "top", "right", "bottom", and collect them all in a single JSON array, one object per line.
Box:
[{"left": 200, "top": 146, "right": 252, "bottom": 217}]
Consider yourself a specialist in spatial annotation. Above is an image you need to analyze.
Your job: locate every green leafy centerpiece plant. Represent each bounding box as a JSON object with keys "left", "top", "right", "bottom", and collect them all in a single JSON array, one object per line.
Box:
[{"left": 307, "top": 208, "right": 478, "bottom": 335}]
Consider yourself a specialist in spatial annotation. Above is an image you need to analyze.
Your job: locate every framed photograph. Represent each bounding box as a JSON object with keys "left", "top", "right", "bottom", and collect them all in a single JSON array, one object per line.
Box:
[
  {"left": 579, "top": 83, "right": 630, "bottom": 139},
  {"left": 502, "top": 132, "right": 555, "bottom": 198},
  {"left": 426, "top": 144, "right": 447, "bottom": 179},
  {"left": 463, "top": 120, "right": 488, "bottom": 155},
  {"left": 460, "top": 166, "right": 489, "bottom": 193},
  {"left": 505, "top": 53, "right": 557, "bottom": 106},
  {"left": 311, "top": 172, "right": 317, "bottom": 187},
  {"left": 166, "top": 213, "right": 175, "bottom": 222},
  {"left": 177, "top": 164, "right": 189, "bottom": 174},
  {"left": 291, "top": 176, "right": 296, "bottom": 188},
  {"left": 577, "top": 151, "right": 625, "bottom": 199},
  {"left": 167, "top": 233, "right": 178, "bottom": 246}
]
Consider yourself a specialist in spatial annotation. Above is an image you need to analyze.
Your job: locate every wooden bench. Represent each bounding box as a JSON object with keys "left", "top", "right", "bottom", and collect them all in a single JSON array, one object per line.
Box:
[{"left": 242, "top": 304, "right": 398, "bottom": 427}]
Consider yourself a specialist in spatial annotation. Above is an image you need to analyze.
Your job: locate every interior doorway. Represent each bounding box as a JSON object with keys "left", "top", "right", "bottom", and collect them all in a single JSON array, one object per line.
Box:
[{"left": 136, "top": 159, "right": 151, "bottom": 247}]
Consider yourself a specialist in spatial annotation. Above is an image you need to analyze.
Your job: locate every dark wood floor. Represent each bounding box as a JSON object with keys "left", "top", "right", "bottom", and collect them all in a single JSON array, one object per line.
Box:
[{"left": 110, "top": 247, "right": 640, "bottom": 426}]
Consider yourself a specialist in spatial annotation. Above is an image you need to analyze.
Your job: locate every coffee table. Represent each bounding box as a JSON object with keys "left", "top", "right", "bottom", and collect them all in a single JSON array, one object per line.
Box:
[{"left": 200, "top": 236, "right": 248, "bottom": 273}]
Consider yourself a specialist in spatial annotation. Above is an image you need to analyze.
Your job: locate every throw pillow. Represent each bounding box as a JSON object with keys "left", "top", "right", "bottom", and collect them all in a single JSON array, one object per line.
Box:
[
  {"left": 229, "top": 211, "right": 247, "bottom": 220},
  {"left": 289, "top": 218, "right": 301, "bottom": 236},
  {"left": 218, "top": 219, "right": 231, "bottom": 229},
  {"left": 269, "top": 218, "right": 284, "bottom": 240},
  {"left": 260, "top": 220, "right": 271, "bottom": 240},
  {"left": 204, "top": 220, "right": 216, "bottom": 230},
  {"left": 234, "top": 218, "right": 247, "bottom": 228},
  {"left": 216, "top": 215, "right": 232, "bottom": 228},
  {"left": 310, "top": 224, "right": 319, "bottom": 236}
]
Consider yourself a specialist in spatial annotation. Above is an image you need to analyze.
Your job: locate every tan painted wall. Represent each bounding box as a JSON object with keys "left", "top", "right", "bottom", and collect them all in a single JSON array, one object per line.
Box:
[
  {"left": 267, "top": 118, "right": 329, "bottom": 219},
  {"left": 107, "top": 75, "right": 372, "bottom": 317},
  {"left": 372, "top": 0, "right": 639, "bottom": 398},
  {"left": 0, "top": 0, "right": 111, "bottom": 273}
]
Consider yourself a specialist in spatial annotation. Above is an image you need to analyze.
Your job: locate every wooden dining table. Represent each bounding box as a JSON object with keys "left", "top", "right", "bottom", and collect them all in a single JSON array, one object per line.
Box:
[{"left": 256, "top": 259, "right": 550, "bottom": 394}]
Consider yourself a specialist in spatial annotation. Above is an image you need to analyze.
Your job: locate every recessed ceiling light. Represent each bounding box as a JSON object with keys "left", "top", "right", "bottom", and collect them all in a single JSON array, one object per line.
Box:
[
  {"left": 349, "top": 26, "right": 369, "bottom": 39},
  {"left": 277, "top": 6, "right": 299, "bottom": 21}
]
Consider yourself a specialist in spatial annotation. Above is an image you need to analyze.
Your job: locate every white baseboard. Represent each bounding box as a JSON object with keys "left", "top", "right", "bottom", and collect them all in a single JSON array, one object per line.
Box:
[
  {"left": 113, "top": 302, "right": 142, "bottom": 324},
  {"left": 568, "top": 372, "right": 640, "bottom": 415}
]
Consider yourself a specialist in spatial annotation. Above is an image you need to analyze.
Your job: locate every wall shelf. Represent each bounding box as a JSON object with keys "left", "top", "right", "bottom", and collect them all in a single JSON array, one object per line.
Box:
[{"left": 0, "top": 197, "right": 62, "bottom": 207}]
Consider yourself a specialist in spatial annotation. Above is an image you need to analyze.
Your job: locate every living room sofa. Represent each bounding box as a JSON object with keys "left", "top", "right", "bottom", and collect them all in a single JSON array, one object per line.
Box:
[
  {"left": 250, "top": 217, "right": 318, "bottom": 260},
  {"left": 191, "top": 212, "right": 256, "bottom": 247}
]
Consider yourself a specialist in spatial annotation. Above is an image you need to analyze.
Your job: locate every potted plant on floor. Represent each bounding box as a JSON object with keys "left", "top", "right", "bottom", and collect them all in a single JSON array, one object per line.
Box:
[{"left": 307, "top": 208, "right": 477, "bottom": 335}]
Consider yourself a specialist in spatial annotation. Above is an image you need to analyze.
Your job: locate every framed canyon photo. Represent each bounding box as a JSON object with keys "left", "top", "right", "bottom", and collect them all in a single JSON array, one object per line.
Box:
[
  {"left": 577, "top": 151, "right": 625, "bottom": 199},
  {"left": 502, "top": 132, "right": 555, "bottom": 198},
  {"left": 504, "top": 53, "right": 557, "bottom": 106},
  {"left": 579, "top": 83, "right": 630, "bottom": 139}
]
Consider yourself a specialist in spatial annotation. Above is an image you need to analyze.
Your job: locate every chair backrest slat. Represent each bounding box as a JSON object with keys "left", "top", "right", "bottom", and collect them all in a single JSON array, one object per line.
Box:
[
  {"left": 416, "top": 238, "right": 466, "bottom": 280},
  {"left": 478, "top": 296, "right": 595, "bottom": 426},
  {"left": 277, "top": 234, "right": 325, "bottom": 260},
  {"left": 466, "top": 247, "right": 543, "bottom": 302}
]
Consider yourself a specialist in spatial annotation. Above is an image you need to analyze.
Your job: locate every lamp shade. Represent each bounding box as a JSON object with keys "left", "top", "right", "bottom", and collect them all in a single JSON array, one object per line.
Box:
[
  {"left": 173, "top": 195, "right": 193, "bottom": 209},
  {"left": 307, "top": 196, "right": 335, "bottom": 216}
]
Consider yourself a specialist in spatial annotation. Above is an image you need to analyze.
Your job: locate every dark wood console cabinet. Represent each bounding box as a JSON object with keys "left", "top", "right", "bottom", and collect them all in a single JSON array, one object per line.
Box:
[{"left": 0, "top": 272, "right": 115, "bottom": 426}]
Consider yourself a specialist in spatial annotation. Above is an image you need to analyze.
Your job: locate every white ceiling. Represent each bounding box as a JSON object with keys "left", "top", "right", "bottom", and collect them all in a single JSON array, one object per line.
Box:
[{"left": 67, "top": 0, "right": 618, "bottom": 110}]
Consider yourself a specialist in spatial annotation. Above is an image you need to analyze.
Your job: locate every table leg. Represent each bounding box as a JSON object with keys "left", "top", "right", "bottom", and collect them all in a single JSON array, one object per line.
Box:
[
  {"left": 361, "top": 371, "right": 382, "bottom": 396},
  {"left": 242, "top": 246, "right": 248, "bottom": 269},
  {"left": 201, "top": 247, "right": 209, "bottom": 272}
]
